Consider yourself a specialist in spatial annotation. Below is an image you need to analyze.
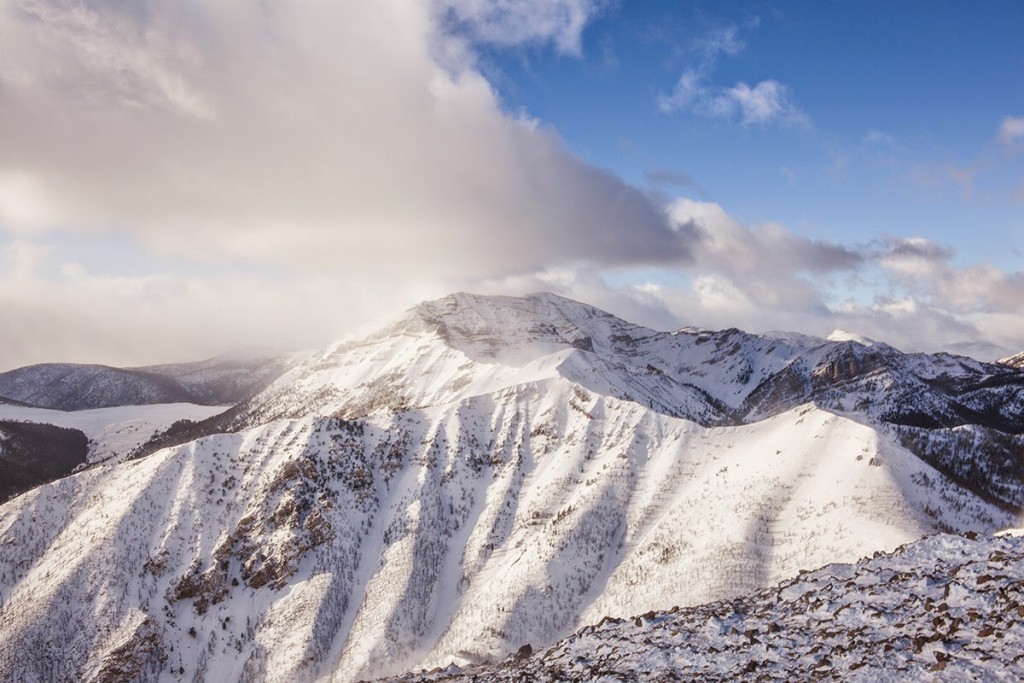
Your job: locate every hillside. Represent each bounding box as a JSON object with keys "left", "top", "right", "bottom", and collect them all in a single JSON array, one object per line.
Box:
[
  {"left": 394, "top": 531, "right": 1024, "bottom": 682},
  {"left": 1000, "top": 351, "right": 1024, "bottom": 370},
  {"left": 0, "top": 353, "right": 295, "bottom": 411},
  {"left": 0, "top": 292, "right": 1020, "bottom": 682}
]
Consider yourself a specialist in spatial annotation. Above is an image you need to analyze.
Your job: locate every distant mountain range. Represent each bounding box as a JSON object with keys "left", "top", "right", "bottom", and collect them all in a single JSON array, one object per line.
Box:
[
  {"left": 0, "top": 292, "right": 1021, "bottom": 682},
  {"left": 0, "top": 352, "right": 296, "bottom": 411}
]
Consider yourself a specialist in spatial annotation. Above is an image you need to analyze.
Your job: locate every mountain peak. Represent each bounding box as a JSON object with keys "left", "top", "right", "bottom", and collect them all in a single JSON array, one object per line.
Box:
[
  {"left": 827, "top": 328, "right": 877, "bottom": 346},
  {"left": 412, "top": 291, "right": 645, "bottom": 362}
]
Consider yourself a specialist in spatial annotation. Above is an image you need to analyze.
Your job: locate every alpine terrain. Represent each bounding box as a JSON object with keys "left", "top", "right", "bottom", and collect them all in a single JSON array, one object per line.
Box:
[
  {"left": 0, "top": 292, "right": 1022, "bottom": 682},
  {"left": 395, "top": 530, "right": 1024, "bottom": 681}
]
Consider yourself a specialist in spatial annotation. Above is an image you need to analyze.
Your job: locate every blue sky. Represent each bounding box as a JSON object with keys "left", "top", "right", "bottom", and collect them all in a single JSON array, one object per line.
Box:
[
  {"left": 0, "top": 1, "right": 1021, "bottom": 369},
  {"left": 479, "top": 1, "right": 1024, "bottom": 266}
]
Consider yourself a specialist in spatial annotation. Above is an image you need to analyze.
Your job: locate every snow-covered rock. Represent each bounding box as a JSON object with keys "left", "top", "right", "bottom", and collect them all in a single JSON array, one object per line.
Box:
[{"left": 395, "top": 531, "right": 1024, "bottom": 682}]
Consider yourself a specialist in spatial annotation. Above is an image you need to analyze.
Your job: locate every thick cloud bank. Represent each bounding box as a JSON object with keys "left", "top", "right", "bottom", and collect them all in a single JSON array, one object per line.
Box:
[
  {"left": 0, "top": 1, "right": 1020, "bottom": 369},
  {"left": 0, "top": 0, "right": 682, "bottom": 278}
]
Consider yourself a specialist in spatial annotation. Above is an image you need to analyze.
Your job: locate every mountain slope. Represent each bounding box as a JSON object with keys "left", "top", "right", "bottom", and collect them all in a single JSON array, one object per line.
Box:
[
  {"left": 1, "top": 392, "right": 1016, "bottom": 682},
  {"left": 0, "top": 353, "right": 296, "bottom": 411},
  {"left": 0, "top": 363, "right": 194, "bottom": 410},
  {"left": 0, "top": 402, "right": 227, "bottom": 512},
  {"left": 0, "top": 292, "right": 1021, "bottom": 682},
  {"left": 999, "top": 351, "right": 1024, "bottom": 369},
  {"left": 394, "top": 531, "right": 1024, "bottom": 682},
  {"left": 213, "top": 293, "right": 1024, "bottom": 511},
  {"left": 138, "top": 353, "right": 301, "bottom": 406}
]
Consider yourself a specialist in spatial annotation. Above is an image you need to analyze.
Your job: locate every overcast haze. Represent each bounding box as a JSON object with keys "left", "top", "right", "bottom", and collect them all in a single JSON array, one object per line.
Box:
[{"left": 1, "top": 0, "right": 1022, "bottom": 370}]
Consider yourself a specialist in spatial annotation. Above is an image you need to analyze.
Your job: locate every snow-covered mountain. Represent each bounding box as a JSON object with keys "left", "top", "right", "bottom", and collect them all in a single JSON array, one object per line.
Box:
[
  {"left": 395, "top": 530, "right": 1024, "bottom": 682},
  {"left": 1000, "top": 351, "right": 1024, "bottom": 370},
  {"left": 204, "top": 292, "right": 1024, "bottom": 432},
  {"left": 0, "top": 353, "right": 295, "bottom": 411},
  {"left": 0, "top": 292, "right": 1021, "bottom": 682}
]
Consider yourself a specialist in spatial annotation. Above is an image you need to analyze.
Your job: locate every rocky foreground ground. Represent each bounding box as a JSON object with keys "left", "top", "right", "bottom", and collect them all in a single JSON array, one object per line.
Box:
[{"left": 393, "top": 531, "right": 1024, "bottom": 682}]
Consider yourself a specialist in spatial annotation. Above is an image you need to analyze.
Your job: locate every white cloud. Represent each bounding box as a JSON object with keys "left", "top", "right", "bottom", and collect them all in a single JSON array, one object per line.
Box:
[
  {"left": 657, "top": 70, "right": 702, "bottom": 113},
  {"left": 998, "top": 115, "right": 1024, "bottom": 149},
  {"left": 659, "top": 71, "right": 808, "bottom": 128},
  {"left": 0, "top": 0, "right": 700, "bottom": 370},
  {"left": 877, "top": 236, "right": 1024, "bottom": 316},
  {"left": 521, "top": 209, "right": 1024, "bottom": 360},
  {"left": 693, "top": 25, "right": 744, "bottom": 64},
  {"left": 0, "top": 237, "right": 456, "bottom": 369},
  {"left": 877, "top": 236, "right": 953, "bottom": 277},
  {"left": 726, "top": 80, "right": 808, "bottom": 127},
  {"left": 670, "top": 198, "right": 861, "bottom": 277},
  {"left": 463, "top": 201, "right": 1024, "bottom": 360},
  {"left": 657, "top": 25, "right": 807, "bottom": 128},
  {"left": 0, "top": 3, "right": 1019, "bottom": 370},
  {"left": 438, "top": 0, "right": 604, "bottom": 55},
  {"left": 0, "top": 0, "right": 680, "bottom": 281}
]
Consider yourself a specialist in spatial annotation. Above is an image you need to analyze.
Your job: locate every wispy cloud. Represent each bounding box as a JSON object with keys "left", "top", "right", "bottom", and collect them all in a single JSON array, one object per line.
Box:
[
  {"left": 657, "top": 23, "right": 808, "bottom": 128},
  {"left": 438, "top": 0, "right": 606, "bottom": 56},
  {"left": 692, "top": 25, "right": 744, "bottom": 65},
  {"left": 998, "top": 115, "right": 1024, "bottom": 150},
  {"left": 904, "top": 162, "right": 977, "bottom": 199},
  {"left": 863, "top": 130, "right": 898, "bottom": 148}
]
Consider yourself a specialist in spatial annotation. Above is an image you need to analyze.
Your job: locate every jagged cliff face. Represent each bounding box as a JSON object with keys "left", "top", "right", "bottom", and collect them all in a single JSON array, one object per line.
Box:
[{"left": 0, "top": 292, "right": 1022, "bottom": 682}]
